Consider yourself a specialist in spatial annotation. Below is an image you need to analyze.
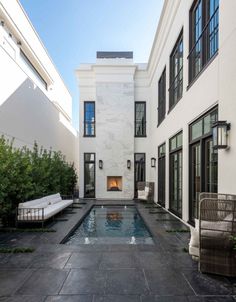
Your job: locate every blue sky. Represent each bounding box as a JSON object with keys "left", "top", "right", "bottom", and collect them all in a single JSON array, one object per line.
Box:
[{"left": 20, "top": 0, "right": 164, "bottom": 130}]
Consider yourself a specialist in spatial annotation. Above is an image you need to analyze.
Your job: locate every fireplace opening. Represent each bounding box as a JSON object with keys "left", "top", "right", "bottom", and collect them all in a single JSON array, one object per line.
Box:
[{"left": 107, "top": 176, "right": 122, "bottom": 192}]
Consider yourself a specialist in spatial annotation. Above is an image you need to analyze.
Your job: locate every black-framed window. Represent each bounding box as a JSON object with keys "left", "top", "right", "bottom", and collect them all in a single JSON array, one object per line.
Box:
[
  {"left": 84, "top": 102, "right": 95, "bottom": 137},
  {"left": 158, "top": 143, "right": 166, "bottom": 207},
  {"left": 189, "top": 0, "right": 219, "bottom": 83},
  {"left": 158, "top": 68, "right": 166, "bottom": 125},
  {"left": 189, "top": 107, "right": 218, "bottom": 223},
  {"left": 84, "top": 153, "right": 95, "bottom": 198},
  {"left": 169, "top": 31, "right": 183, "bottom": 110},
  {"left": 134, "top": 153, "right": 146, "bottom": 197},
  {"left": 135, "top": 102, "right": 146, "bottom": 137},
  {"left": 169, "top": 132, "right": 183, "bottom": 218}
]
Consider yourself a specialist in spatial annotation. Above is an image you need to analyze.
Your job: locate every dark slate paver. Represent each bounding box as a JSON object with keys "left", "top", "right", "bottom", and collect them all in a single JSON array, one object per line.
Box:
[
  {"left": 94, "top": 295, "right": 140, "bottom": 302},
  {"left": 60, "top": 269, "right": 106, "bottom": 295},
  {"left": 0, "top": 296, "right": 46, "bottom": 302},
  {"left": 0, "top": 200, "right": 235, "bottom": 301},
  {"left": 45, "top": 295, "right": 93, "bottom": 302},
  {"left": 105, "top": 269, "right": 149, "bottom": 295},
  {"left": 30, "top": 252, "right": 71, "bottom": 269},
  {"left": 141, "top": 296, "right": 189, "bottom": 302},
  {"left": 16, "top": 269, "right": 69, "bottom": 295},
  {"left": 99, "top": 252, "right": 137, "bottom": 269},
  {"left": 144, "top": 268, "right": 194, "bottom": 296},
  {"left": 187, "top": 296, "right": 236, "bottom": 301},
  {"left": 182, "top": 270, "right": 233, "bottom": 295},
  {"left": 0, "top": 269, "right": 33, "bottom": 296},
  {"left": 135, "top": 251, "right": 166, "bottom": 270},
  {"left": 65, "top": 252, "right": 102, "bottom": 269},
  {"left": 0, "top": 253, "right": 35, "bottom": 269}
]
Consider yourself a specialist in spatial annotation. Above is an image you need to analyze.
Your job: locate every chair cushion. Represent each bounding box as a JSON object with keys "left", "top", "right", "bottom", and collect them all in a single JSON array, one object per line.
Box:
[{"left": 189, "top": 227, "right": 199, "bottom": 248}]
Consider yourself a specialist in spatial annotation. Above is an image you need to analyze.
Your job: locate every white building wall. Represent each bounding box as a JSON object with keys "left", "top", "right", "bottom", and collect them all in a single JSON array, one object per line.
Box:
[
  {"left": 77, "top": 0, "right": 236, "bottom": 224},
  {"left": 0, "top": 0, "right": 78, "bottom": 169},
  {"left": 96, "top": 81, "right": 134, "bottom": 199}
]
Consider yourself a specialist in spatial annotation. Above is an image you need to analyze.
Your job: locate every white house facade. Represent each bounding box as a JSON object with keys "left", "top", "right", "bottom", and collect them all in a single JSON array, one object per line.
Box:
[
  {"left": 0, "top": 0, "right": 78, "bottom": 167},
  {"left": 77, "top": 0, "right": 236, "bottom": 225}
]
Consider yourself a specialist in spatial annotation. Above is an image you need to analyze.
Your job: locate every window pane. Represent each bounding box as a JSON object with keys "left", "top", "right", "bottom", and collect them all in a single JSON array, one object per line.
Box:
[
  {"left": 170, "top": 137, "right": 176, "bottom": 151},
  {"left": 84, "top": 102, "right": 95, "bottom": 136},
  {"left": 170, "top": 33, "right": 183, "bottom": 109},
  {"left": 191, "top": 119, "right": 203, "bottom": 140},
  {"left": 85, "top": 153, "right": 95, "bottom": 162},
  {"left": 135, "top": 102, "right": 146, "bottom": 136},
  {"left": 158, "top": 69, "right": 166, "bottom": 124},
  {"left": 177, "top": 133, "right": 183, "bottom": 148}
]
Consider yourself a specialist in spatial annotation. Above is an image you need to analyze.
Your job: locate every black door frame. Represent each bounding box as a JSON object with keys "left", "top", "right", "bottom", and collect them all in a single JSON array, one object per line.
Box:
[
  {"left": 169, "top": 147, "right": 182, "bottom": 218},
  {"left": 188, "top": 107, "right": 218, "bottom": 224},
  {"left": 134, "top": 153, "right": 146, "bottom": 197},
  {"left": 158, "top": 143, "right": 166, "bottom": 207},
  {"left": 84, "top": 153, "right": 96, "bottom": 198}
]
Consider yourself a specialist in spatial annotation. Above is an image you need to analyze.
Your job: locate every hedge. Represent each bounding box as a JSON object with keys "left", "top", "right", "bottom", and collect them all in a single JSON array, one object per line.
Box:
[{"left": 0, "top": 136, "right": 77, "bottom": 226}]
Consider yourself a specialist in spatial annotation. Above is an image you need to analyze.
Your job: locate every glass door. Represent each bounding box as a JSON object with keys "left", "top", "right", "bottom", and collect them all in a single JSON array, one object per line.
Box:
[
  {"left": 158, "top": 143, "right": 166, "bottom": 207},
  {"left": 134, "top": 153, "right": 146, "bottom": 197},
  {"left": 84, "top": 153, "right": 95, "bottom": 198},
  {"left": 170, "top": 151, "right": 182, "bottom": 216},
  {"left": 190, "top": 143, "right": 201, "bottom": 220},
  {"left": 189, "top": 107, "right": 218, "bottom": 223},
  {"left": 204, "top": 138, "right": 218, "bottom": 193},
  {"left": 169, "top": 132, "right": 183, "bottom": 218}
]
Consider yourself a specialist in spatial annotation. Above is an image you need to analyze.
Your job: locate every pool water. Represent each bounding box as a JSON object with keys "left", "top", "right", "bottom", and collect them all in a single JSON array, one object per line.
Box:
[{"left": 64, "top": 205, "right": 154, "bottom": 245}]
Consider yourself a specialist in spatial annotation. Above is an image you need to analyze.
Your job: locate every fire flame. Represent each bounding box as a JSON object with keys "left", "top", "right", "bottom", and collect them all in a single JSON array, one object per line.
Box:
[{"left": 109, "top": 180, "right": 118, "bottom": 188}]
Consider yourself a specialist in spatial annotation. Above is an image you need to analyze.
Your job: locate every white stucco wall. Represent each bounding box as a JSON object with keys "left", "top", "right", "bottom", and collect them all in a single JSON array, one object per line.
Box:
[
  {"left": 96, "top": 81, "right": 134, "bottom": 199},
  {"left": 77, "top": 0, "right": 236, "bottom": 224},
  {"left": 0, "top": 0, "right": 78, "bottom": 172}
]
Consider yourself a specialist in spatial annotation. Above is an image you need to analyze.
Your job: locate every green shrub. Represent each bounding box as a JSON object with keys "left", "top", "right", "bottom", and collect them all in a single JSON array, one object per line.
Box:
[
  {"left": 0, "top": 136, "right": 77, "bottom": 226},
  {"left": 0, "top": 247, "right": 35, "bottom": 253}
]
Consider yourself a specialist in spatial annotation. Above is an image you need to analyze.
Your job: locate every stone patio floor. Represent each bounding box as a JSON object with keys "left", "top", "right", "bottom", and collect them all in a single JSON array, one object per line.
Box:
[{"left": 0, "top": 200, "right": 235, "bottom": 302}]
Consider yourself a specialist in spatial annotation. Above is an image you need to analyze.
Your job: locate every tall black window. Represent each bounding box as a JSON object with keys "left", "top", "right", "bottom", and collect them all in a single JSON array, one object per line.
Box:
[
  {"left": 135, "top": 102, "right": 146, "bottom": 137},
  {"left": 84, "top": 153, "right": 95, "bottom": 198},
  {"left": 158, "top": 68, "right": 166, "bottom": 125},
  {"left": 158, "top": 143, "right": 166, "bottom": 207},
  {"left": 84, "top": 102, "right": 95, "bottom": 137},
  {"left": 169, "top": 31, "right": 183, "bottom": 110},
  {"left": 189, "top": 107, "right": 218, "bottom": 223},
  {"left": 189, "top": 0, "right": 219, "bottom": 83},
  {"left": 169, "top": 132, "right": 183, "bottom": 217},
  {"left": 134, "top": 153, "right": 146, "bottom": 197}
]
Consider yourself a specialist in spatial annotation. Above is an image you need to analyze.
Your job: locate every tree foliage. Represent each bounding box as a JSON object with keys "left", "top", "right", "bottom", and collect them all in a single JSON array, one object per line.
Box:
[{"left": 0, "top": 136, "right": 77, "bottom": 226}]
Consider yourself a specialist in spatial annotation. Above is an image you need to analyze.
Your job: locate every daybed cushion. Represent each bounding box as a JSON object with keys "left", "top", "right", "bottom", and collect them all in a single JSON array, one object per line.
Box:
[
  {"left": 17, "top": 199, "right": 73, "bottom": 221},
  {"left": 18, "top": 198, "right": 48, "bottom": 209}
]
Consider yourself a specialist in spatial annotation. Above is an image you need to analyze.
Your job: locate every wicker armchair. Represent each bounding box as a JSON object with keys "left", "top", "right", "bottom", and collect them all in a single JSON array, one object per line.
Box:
[
  {"left": 199, "top": 193, "right": 236, "bottom": 277},
  {"left": 137, "top": 182, "right": 154, "bottom": 203}
]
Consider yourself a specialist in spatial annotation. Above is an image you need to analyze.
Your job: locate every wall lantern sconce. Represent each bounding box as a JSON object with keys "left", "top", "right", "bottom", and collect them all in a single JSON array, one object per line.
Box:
[
  {"left": 127, "top": 160, "right": 131, "bottom": 169},
  {"left": 212, "top": 121, "right": 231, "bottom": 149},
  {"left": 99, "top": 160, "right": 103, "bottom": 169},
  {"left": 151, "top": 157, "right": 156, "bottom": 168}
]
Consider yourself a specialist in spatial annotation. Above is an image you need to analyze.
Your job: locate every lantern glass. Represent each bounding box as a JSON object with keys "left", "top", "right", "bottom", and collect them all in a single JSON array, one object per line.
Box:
[
  {"left": 151, "top": 157, "right": 156, "bottom": 168},
  {"left": 212, "top": 121, "right": 230, "bottom": 149}
]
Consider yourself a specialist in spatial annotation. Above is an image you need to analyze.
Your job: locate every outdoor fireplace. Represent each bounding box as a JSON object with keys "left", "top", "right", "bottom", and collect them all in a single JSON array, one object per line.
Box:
[{"left": 107, "top": 176, "right": 122, "bottom": 191}]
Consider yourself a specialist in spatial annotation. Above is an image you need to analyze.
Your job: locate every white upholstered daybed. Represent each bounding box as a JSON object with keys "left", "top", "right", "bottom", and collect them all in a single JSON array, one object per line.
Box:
[{"left": 16, "top": 193, "right": 73, "bottom": 227}]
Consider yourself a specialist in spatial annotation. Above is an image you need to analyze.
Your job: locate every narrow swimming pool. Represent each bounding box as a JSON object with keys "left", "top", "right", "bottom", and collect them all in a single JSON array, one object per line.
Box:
[{"left": 64, "top": 205, "right": 154, "bottom": 245}]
